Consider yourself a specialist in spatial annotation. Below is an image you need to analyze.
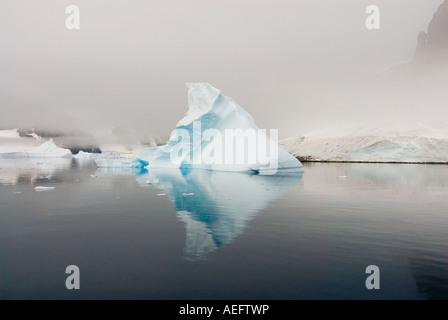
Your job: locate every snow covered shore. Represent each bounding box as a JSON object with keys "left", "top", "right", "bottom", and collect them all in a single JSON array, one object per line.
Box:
[{"left": 280, "top": 122, "right": 448, "bottom": 164}]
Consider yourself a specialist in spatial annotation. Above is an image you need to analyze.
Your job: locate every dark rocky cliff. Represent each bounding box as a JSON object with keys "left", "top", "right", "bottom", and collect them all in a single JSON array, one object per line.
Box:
[{"left": 412, "top": 0, "right": 448, "bottom": 67}]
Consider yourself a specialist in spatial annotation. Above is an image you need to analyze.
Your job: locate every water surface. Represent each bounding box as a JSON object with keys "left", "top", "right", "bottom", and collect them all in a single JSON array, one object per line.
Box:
[{"left": 0, "top": 160, "right": 447, "bottom": 299}]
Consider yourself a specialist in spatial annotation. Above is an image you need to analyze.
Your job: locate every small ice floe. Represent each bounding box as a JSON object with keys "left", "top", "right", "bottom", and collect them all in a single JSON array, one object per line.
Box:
[
  {"left": 157, "top": 193, "right": 166, "bottom": 196},
  {"left": 182, "top": 193, "right": 195, "bottom": 196},
  {"left": 13, "top": 191, "right": 23, "bottom": 194},
  {"left": 146, "top": 179, "right": 160, "bottom": 185},
  {"left": 90, "top": 175, "right": 97, "bottom": 178},
  {"left": 338, "top": 176, "right": 349, "bottom": 180},
  {"left": 34, "top": 186, "right": 55, "bottom": 192}
]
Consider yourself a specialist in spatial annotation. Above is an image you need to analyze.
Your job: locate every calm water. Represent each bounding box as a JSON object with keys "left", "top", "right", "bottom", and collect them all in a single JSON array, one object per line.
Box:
[{"left": 0, "top": 159, "right": 447, "bottom": 299}]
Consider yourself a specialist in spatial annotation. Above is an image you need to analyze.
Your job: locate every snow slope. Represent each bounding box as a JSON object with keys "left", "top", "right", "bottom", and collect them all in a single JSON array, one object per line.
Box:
[{"left": 280, "top": 122, "right": 448, "bottom": 163}]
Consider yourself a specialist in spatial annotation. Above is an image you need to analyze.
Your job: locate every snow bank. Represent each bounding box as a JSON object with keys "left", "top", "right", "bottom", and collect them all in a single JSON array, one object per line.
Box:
[{"left": 280, "top": 122, "right": 448, "bottom": 163}]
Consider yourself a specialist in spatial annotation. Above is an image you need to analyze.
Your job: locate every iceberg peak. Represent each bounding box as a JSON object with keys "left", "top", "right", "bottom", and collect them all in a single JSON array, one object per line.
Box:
[{"left": 178, "top": 83, "right": 222, "bottom": 127}]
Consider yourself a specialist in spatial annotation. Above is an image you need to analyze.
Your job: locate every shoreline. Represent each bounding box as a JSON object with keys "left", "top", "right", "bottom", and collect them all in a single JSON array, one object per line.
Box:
[{"left": 297, "top": 158, "right": 448, "bottom": 165}]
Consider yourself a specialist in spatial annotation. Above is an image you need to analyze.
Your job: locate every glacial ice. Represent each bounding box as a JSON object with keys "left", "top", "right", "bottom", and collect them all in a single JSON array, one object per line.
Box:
[
  {"left": 27, "top": 139, "right": 73, "bottom": 158},
  {"left": 280, "top": 122, "right": 448, "bottom": 163},
  {"left": 137, "top": 83, "right": 303, "bottom": 174}
]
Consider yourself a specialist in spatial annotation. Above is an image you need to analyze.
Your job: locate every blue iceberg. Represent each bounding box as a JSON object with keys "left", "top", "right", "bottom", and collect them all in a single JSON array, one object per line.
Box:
[{"left": 137, "top": 83, "right": 303, "bottom": 174}]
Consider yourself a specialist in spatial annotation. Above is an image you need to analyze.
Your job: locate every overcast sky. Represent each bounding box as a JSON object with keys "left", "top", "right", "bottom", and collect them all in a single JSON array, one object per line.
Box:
[{"left": 0, "top": 0, "right": 445, "bottom": 141}]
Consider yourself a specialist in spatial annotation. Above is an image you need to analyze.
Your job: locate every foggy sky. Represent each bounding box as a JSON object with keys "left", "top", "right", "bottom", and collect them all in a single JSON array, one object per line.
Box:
[{"left": 0, "top": 0, "right": 446, "bottom": 142}]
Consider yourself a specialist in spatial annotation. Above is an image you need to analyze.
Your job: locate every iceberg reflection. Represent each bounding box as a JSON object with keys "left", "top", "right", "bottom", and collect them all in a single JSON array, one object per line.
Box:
[
  {"left": 135, "top": 169, "right": 302, "bottom": 260},
  {"left": 0, "top": 158, "right": 73, "bottom": 186}
]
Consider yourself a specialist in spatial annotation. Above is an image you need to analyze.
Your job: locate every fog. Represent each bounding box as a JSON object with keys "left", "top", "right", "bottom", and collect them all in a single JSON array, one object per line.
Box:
[{"left": 0, "top": 0, "right": 446, "bottom": 146}]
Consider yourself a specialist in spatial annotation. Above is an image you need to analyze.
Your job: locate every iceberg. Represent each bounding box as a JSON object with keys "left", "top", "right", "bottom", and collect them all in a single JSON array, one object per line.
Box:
[
  {"left": 27, "top": 139, "right": 73, "bottom": 158},
  {"left": 137, "top": 83, "right": 303, "bottom": 174}
]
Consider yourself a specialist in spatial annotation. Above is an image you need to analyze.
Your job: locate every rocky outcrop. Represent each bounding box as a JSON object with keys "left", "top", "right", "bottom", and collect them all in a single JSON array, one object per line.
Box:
[{"left": 412, "top": 0, "right": 448, "bottom": 67}]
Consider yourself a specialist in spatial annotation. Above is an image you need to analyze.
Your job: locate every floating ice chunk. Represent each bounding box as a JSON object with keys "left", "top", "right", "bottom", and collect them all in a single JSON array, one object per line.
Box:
[
  {"left": 182, "top": 193, "right": 195, "bottom": 196},
  {"left": 27, "top": 139, "right": 73, "bottom": 159},
  {"left": 34, "top": 186, "right": 55, "bottom": 192}
]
